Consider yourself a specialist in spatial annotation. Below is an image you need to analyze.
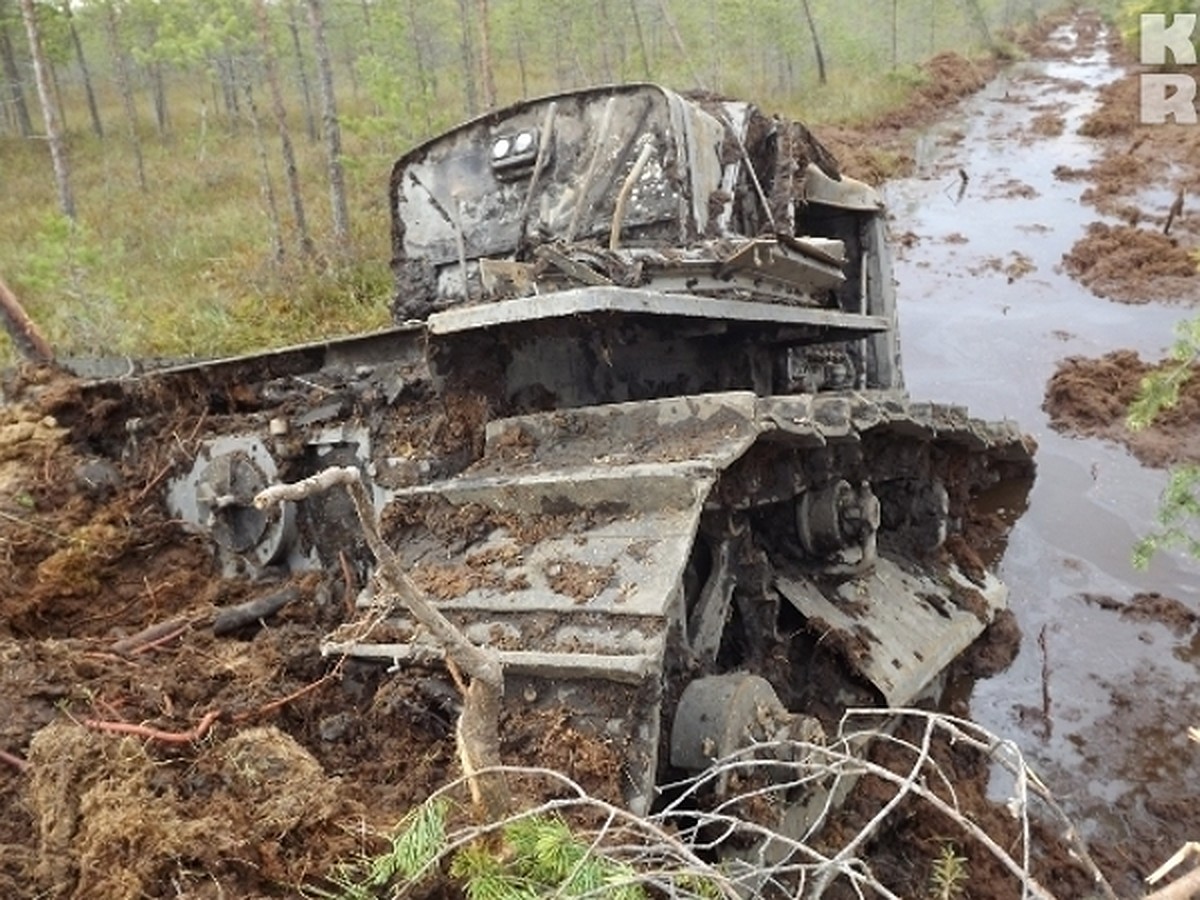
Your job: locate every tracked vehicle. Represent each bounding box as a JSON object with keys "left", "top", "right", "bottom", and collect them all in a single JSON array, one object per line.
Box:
[{"left": 144, "top": 84, "right": 1032, "bottom": 814}]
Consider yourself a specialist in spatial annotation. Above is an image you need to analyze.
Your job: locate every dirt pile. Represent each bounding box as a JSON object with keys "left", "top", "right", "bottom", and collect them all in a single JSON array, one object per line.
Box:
[
  {"left": 1055, "top": 49, "right": 1200, "bottom": 304},
  {"left": 824, "top": 52, "right": 997, "bottom": 185},
  {"left": 1061, "top": 222, "right": 1198, "bottom": 304},
  {"left": 0, "top": 362, "right": 645, "bottom": 897},
  {"left": 1043, "top": 350, "right": 1200, "bottom": 467},
  {"left": 0, "top": 370, "right": 444, "bottom": 897},
  {"left": 1045, "top": 31, "right": 1200, "bottom": 459}
]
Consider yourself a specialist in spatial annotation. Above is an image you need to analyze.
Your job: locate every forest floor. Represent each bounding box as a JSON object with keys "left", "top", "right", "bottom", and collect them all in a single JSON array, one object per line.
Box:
[{"left": 1, "top": 9, "right": 1197, "bottom": 900}]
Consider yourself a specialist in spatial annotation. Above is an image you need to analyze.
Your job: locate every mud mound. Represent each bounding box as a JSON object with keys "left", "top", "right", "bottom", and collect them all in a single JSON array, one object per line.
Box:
[
  {"left": 1043, "top": 350, "right": 1200, "bottom": 467},
  {"left": 1078, "top": 72, "right": 1139, "bottom": 139},
  {"left": 1061, "top": 222, "right": 1199, "bottom": 304},
  {"left": 24, "top": 722, "right": 354, "bottom": 898}
]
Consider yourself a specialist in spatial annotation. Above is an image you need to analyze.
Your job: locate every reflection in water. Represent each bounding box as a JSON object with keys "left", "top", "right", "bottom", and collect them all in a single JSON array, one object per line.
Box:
[{"left": 882, "top": 23, "right": 1200, "bottom": 853}]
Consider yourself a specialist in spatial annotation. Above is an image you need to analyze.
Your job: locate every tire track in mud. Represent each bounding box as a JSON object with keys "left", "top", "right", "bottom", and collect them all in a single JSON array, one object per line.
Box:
[{"left": 884, "top": 13, "right": 1200, "bottom": 894}]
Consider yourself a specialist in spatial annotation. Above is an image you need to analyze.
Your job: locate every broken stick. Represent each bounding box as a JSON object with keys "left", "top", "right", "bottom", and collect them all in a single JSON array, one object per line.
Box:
[
  {"left": 212, "top": 586, "right": 299, "bottom": 635},
  {"left": 110, "top": 616, "right": 192, "bottom": 655},
  {"left": 255, "top": 467, "right": 511, "bottom": 819},
  {"left": 0, "top": 749, "right": 28, "bottom": 772},
  {"left": 83, "top": 709, "right": 221, "bottom": 744},
  {"left": 0, "top": 275, "right": 54, "bottom": 364}
]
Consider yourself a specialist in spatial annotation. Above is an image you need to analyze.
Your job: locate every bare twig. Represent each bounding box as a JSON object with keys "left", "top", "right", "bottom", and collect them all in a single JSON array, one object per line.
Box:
[
  {"left": 211, "top": 585, "right": 299, "bottom": 635},
  {"left": 337, "top": 549, "right": 357, "bottom": 617},
  {"left": 0, "top": 274, "right": 54, "bottom": 363},
  {"left": 83, "top": 709, "right": 221, "bottom": 744},
  {"left": 110, "top": 616, "right": 193, "bottom": 655},
  {"left": 1145, "top": 864, "right": 1200, "bottom": 900},
  {"left": 234, "top": 655, "right": 346, "bottom": 721},
  {"left": 128, "top": 623, "right": 190, "bottom": 655},
  {"left": 256, "top": 466, "right": 510, "bottom": 818},
  {"left": 0, "top": 749, "right": 29, "bottom": 772},
  {"left": 132, "top": 413, "right": 208, "bottom": 505}
]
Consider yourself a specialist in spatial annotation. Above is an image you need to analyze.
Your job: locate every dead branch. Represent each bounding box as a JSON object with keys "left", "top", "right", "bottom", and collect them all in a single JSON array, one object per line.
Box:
[
  {"left": 337, "top": 549, "right": 356, "bottom": 617},
  {"left": 1164, "top": 188, "right": 1184, "bottom": 236},
  {"left": 255, "top": 466, "right": 510, "bottom": 818},
  {"left": 110, "top": 616, "right": 193, "bottom": 655},
  {"left": 233, "top": 655, "right": 346, "bottom": 721},
  {"left": 129, "top": 623, "right": 190, "bottom": 655},
  {"left": 0, "top": 749, "right": 29, "bottom": 772},
  {"left": 1145, "top": 866, "right": 1200, "bottom": 900},
  {"left": 83, "top": 709, "right": 221, "bottom": 744},
  {"left": 1146, "top": 844, "right": 1200, "bottom": 900},
  {"left": 0, "top": 275, "right": 54, "bottom": 364},
  {"left": 211, "top": 585, "right": 299, "bottom": 635}
]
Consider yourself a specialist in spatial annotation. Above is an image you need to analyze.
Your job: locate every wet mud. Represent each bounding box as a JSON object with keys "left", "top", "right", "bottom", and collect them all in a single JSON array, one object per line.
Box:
[
  {"left": 1044, "top": 350, "right": 1200, "bottom": 467},
  {"left": 0, "top": 371, "right": 629, "bottom": 898},
  {"left": 885, "top": 10, "right": 1200, "bottom": 897}
]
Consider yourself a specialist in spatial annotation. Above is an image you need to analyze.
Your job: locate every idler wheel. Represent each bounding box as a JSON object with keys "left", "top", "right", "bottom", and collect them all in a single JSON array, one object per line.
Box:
[{"left": 797, "top": 479, "right": 880, "bottom": 564}]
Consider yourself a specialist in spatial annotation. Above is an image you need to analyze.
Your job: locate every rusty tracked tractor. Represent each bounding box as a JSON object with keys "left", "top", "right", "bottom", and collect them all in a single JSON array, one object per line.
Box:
[{"left": 155, "top": 84, "right": 1034, "bottom": 815}]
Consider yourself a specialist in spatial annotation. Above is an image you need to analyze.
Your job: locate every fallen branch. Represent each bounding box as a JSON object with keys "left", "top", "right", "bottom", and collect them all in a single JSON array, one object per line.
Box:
[
  {"left": 0, "top": 749, "right": 28, "bottom": 772},
  {"left": 211, "top": 585, "right": 299, "bottom": 635},
  {"left": 338, "top": 549, "right": 356, "bottom": 617},
  {"left": 110, "top": 616, "right": 193, "bottom": 655},
  {"left": 83, "top": 709, "right": 221, "bottom": 745},
  {"left": 256, "top": 466, "right": 510, "bottom": 819},
  {"left": 233, "top": 655, "right": 347, "bottom": 721},
  {"left": 0, "top": 274, "right": 54, "bottom": 364}
]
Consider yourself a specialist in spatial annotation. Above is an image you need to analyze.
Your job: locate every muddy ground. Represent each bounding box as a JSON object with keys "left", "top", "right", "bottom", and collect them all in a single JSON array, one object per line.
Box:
[
  {"left": 1, "top": 10, "right": 1194, "bottom": 900},
  {"left": 885, "top": 9, "right": 1200, "bottom": 899},
  {"left": 1042, "top": 39, "right": 1200, "bottom": 465}
]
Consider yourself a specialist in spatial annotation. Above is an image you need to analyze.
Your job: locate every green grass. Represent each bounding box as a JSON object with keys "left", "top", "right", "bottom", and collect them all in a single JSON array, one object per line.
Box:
[
  {"left": 0, "top": 1, "right": 1068, "bottom": 368},
  {"left": 2, "top": 93, "right": 395, "bottom": 366}
]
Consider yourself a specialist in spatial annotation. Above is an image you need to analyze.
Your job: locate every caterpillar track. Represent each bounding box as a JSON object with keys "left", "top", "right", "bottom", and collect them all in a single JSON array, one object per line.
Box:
[{"left": 90, "top": 83, "right": 1035, "bottom": 817}]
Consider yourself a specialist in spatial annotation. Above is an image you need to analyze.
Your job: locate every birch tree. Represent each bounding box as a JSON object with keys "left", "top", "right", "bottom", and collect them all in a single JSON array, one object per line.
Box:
[
  {"left": 61, "top": 0, "right": 101, "bottom": 138},
  {"left": 102, "top": 0, "right": 147, "bottom": 191},
  {"left": 254, "top": 0, "right": 314, "bottom": 257},
  {"left": 306, "top": 0, "right": 349, "bottom": 251},
  {"left": 0, "top": 7, "right": 33, "bottom": 137},
  {"left": 19, "top": 0, "right": 74, "bottom": 219}
]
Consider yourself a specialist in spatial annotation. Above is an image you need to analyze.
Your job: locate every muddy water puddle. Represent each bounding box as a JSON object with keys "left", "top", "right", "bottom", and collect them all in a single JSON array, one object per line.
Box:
[{"left": 884, "top": 26, "right": 1200, "bottom": 853}]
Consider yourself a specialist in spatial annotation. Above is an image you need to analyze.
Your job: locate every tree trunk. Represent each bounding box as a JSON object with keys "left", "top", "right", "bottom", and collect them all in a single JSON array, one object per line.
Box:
[
  {"left": 148, "top": 53, "right": 168, "bottom": 137},
  {"left": 103, "top": 1, "right": 147, "bottom": 191},
  {"left": 238, "top": 62, "right": 285, "bottom": 264},
  {"left": 143, "top": 18, "right": 169, "bottom": 139},
  {"left": 514, "top": 21, "right": 528, "bottom": 98},
  {"left": 405, "top": 0, "right": 434, "bottom": 131},
  {"left": 306, "top": 0, "right": 349, "bottom": 252},
  {"left": 891, "top": 0, "right": 898, "bottom": 69},
  {"left": 628, "top": 0, "right": 652, "bottom": 80},
  {"left": 960, "top": 0, "right": 995, "bottom": 49},
  {"left": 48, "top": 48, "right": 65, "bottom": 132},
  {"left": 476, "top": 0, "right": 496, "bottom": 110},
  {"left": 18, "top": 0, "right": 74, "bottom": 219},
  {"left": 63, "top": 1, "right": 102, "bottom": 138},
  {"left": 286, "top": 1, "right": 318, "bottom": 142},
  {"left": 655, "top": 0, "right": 706, "bottom": 91},
  {"left": 254, "top": 0, "right": 314, "bottom": 258},
  {"left": 456, "top": 0, "right": 477, "bottom": 116},
  {"left": 0, "top": 21, "right": 33, "bottom": 137},
  {"left": 211, "top": 53, "right": 240, "bottom": 131},
  {"left": 799, "top": 0, "right": 827, "bottom": 85}
]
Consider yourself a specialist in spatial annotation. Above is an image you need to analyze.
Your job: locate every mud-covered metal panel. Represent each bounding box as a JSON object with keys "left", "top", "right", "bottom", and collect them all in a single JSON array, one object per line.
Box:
[
  {"left": 776, "top": 561, "right": 1006, "bottom": 706},
  {"left": 392, "top": 85, "right": 721, "bottom": 268}
]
